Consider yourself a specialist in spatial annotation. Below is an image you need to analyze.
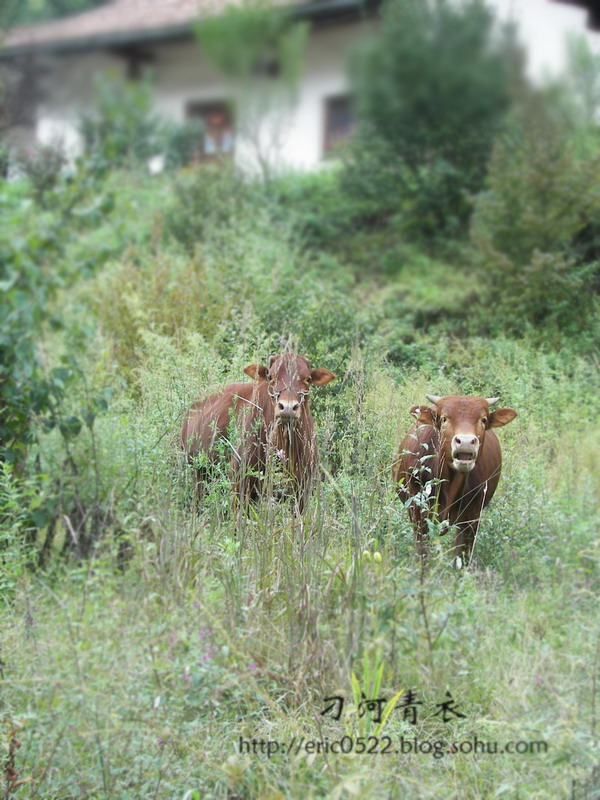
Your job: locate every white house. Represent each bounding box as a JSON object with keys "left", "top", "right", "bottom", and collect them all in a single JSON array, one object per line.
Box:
[{"left": 2, "top": 0, "right": 599, "bottom": 172}]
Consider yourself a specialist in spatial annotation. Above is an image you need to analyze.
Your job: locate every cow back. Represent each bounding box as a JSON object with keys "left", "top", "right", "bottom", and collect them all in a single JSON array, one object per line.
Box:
[{"left": 181, "top": 381, "right": 266, "bottom": 461}]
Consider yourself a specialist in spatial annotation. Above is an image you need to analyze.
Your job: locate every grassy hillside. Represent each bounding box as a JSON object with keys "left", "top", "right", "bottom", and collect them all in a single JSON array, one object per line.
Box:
[{"left": 1, "top": 166, "right": 598, "bottom": 799}]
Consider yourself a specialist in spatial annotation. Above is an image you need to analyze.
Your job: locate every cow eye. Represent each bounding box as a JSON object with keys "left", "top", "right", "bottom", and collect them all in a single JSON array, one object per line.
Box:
[
  {"left": 440, "top": 416, "right": 447, "bottom": 424},
  {"left": 482, "top": 416, "right": 488, "bottom": 426},
  {"left": 306, "top": 376, "right": 312, "bottom": 384}
]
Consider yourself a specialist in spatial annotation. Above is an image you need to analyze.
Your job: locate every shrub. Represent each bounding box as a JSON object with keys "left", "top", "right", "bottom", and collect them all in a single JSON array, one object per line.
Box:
[
  {"left": 266, "top": 168, "right": 379, "bottom": 249},
  {"left": 471, "top": 88, "right": 600, "bottom": 341},
  {"left": 16, "top": 141, "right": 67, "bottom": 206},
  {"left": 0, "top": 154, "right": 114, "bottom": 557},
  {"left": 162, "top": 119, "right": 206, "bottom": 171},
  {"left": 162, "top": 162, "right": 255, "bottom": 251},
  {"left": 348, "top": 0, "right": 514, "bottom": 239},
  {"left": 79, "top": 72, "right": 165, "bottom": 168},
  {"left": 94, "top": 220, "right": 359, "bottom": 378}
]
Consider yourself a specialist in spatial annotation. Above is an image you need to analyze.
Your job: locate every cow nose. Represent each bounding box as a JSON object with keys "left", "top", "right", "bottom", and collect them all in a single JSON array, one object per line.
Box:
[
  {"left": 453, "top": 435, "right": 478, "bottom": 448},
  {"left": 277, "top": 399, "right": 300, "bottom": 415}
]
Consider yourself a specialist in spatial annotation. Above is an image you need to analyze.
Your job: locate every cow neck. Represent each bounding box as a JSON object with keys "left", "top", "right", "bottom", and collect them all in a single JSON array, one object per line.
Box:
[
  {"left": 273, "top": 407, "right": 310, "bottom": 476},
  {"left": 435, "top": 449, "right": 468, "bottom": 522},
  {"left": 257, "top": 382, "right": 311, "bottom": 474}
]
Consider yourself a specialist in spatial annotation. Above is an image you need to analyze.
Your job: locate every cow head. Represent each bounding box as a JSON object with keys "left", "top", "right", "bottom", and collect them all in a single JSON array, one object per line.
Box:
[
  {"left": 410, "top": 395, "right": 517, "bottom": 473},
  {"left": 244, "top": 353, "right": 335, "bottom": 424}
]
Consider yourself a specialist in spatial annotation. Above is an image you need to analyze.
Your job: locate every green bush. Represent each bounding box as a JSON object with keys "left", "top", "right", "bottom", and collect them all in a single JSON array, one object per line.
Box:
[
  {"left": 265, "top": 169, "right": 421, "bottom": 278},
  {"left": 95, "top": 209, "right": 359, "bottom": 382},
  {"left": 162, "top": 162, "right": 255, "bottom": 251},
  {"left": 266, "top": 168, "right": 377, "bottom": 248},
  {"left": 471, "top": 88, "right": 600, "bottom": 342},
  {"left": 79, "top": 72, "right": 165, "bottom": 168},
  {"left": 16, "top": 141, "right": 67, "bottom": 206},
  {"left": 162, "top": 119, "right": 206, "bottom": 171},
  {"left": 0, "top": 155, "right": 115, "bottom": 560},
  {"left": 348, "top": 0, "right": 513, "bottom": 239}
]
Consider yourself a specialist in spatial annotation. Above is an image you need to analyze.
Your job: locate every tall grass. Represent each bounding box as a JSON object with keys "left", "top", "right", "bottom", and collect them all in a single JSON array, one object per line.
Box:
[{"left": 1, "top": 172, "right": 598, "bottom": 799}]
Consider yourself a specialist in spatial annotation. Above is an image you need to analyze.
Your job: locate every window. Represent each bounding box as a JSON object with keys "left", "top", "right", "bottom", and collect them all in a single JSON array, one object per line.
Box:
[
  {"left": 323, "top": 95, "right": 354, "bottom": 156},
  {"left": 186, "top": 101, "right": 234, "bottom": 162}
]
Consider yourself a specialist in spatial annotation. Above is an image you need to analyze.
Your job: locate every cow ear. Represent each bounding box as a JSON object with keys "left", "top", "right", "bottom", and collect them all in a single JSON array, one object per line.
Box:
[
  {"left": 244, "top": 364, "right": 268, "bottom": 381},
  {"left": 311, "top": 368, "right": 336, "bottom": 386},
  {"left": 410, "top": 405, "right": 436, "bottom": 425},
  {"left": 489, "top": 408, "right": 517, "bottom": 427}
]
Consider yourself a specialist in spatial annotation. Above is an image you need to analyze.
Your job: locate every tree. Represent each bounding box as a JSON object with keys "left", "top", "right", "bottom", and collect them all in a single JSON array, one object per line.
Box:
[
  {"left": 78, "top": 72, "right": 166, "bottom": 168},
  {"left": 1, "top": 0, "right": 108, "bottom": 28},
  {"left": 195, "top": 0, "right": 308, "bottom": 180},
  {"left": 1, "top": 0, "right": 109, "bottom": 140},
  {"left": 348, "top": 0, "right": 515, "bottom": 239},
  {"left": 470, "top": 87, "right": 600, "bottom": 340}
]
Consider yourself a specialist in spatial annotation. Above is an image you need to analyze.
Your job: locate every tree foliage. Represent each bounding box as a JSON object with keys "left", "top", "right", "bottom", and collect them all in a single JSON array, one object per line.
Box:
[
  {"left": 195, "top": 0, "right": 308, "bottom": 178},
  {"left": 0, "top": 157, "right": 113, "bottom": 468},
  {"left": 471, "top": 86, "right": 600, "bottom": 338},
  {"left": 1, "top": 0, "right": 107, "bottom": 28},
  {"left": 348, "top": 0, "right": 514, "bottom": 238},
  {"left": 195, "top": 0, "right": 307, "bottom": 88},
  {"left": 79, "top": 72, "right": 165, "bottom": 167}
]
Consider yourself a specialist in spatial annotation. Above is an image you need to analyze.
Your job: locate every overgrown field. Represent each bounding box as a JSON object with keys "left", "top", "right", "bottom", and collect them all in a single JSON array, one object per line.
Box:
[{"left": 1, "top": 162, "right": 599, "bottom": 800}]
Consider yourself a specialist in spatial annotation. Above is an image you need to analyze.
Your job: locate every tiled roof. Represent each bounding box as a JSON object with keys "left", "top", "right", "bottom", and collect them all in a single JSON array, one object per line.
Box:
[{"left": 2, "top": 0, "right": 294, "bottom": 54}]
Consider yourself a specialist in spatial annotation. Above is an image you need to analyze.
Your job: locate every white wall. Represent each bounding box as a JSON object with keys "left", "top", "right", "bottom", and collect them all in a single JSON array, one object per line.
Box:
[
  {"left": 35, "top": 18, "right": 371, "bottom": 171},
  {"left": 150, "top": 19, "right": 374, "bottom": 172},
  {"left": 490, "top": 0, "right": 600, "bottom": 79},
  {"left": 152, "top": 38, "right": 227, "bottom": 121},
  {"left": 272, "top": 19, "right": 374, "bottom": 170},
  {"left": 33, "top": 1, "right": 600, "bottom": 169},
  {"left": 36, "top": 50, "right": 125, "bottom": 156}
]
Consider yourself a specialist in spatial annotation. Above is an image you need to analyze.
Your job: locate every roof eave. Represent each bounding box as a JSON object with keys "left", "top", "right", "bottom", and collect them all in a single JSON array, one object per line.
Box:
[
  {"left": 1, "top": 23, "right": 192, "bottom": 57},
  {"left": 1, "top": 0, "right": 378, "bottom": 58}
]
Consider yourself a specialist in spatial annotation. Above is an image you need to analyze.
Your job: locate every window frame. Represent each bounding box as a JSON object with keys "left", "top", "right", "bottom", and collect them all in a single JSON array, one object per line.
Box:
[
  {"left": 323, "top": 93, "right": 354, "bottom": 158},
  {"left": 185, "top": 99, "right": 235, "bottom": 162}
]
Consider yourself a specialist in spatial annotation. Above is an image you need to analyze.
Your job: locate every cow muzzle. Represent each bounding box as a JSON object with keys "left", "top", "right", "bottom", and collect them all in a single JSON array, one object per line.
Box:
[
  {"left": 273, "top": 390, "right": 304, "bottom": 424},
  {"left": 451, "top": 434, "right": 480, "bottom": 473}
]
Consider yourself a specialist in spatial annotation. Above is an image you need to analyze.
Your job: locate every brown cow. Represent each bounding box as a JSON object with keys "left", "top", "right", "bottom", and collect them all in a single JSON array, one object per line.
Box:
[
  {"left": 393, "top": 394, "right": 517, "bottom": 566},
  {"left": 181, "top": 353, "right": 335, "bottom": 511}
]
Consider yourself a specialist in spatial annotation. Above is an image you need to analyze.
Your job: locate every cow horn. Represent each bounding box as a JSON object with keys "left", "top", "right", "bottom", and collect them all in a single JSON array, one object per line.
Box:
[
  {"left": 425, "top": 394, "right": 441, "bottom": 405},
  {"left": 486, "top": 397, "right": 500, "bottom": 406}
]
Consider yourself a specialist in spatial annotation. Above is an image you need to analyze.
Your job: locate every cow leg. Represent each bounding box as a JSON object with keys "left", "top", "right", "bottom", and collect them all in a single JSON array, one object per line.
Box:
[
  {"left": 294, "top": 471, "right": 314, "bottom": 516},
  {"left": 194, "top": 468, "right": 207, "bottom": 505},
  {"left": 416, "top": 528, "right": 428, "bottom": 560},
  {"left": 184, "top": 458, "right": 206, "bottom": 508},
  {"left": 232, "top": 472, "right": 261, "bottom": 515},
  {"left": 451, "top": 523, "right": 477, "bottom": 569},
  {"left": 294, "top": 490, "right": 306, "bottom": 516},
  {"left": 409, "top": 506, "right": 429, "bottom": 559},
  {"left": 452, "top": 495, "right": 487, "bottom": 568}
]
